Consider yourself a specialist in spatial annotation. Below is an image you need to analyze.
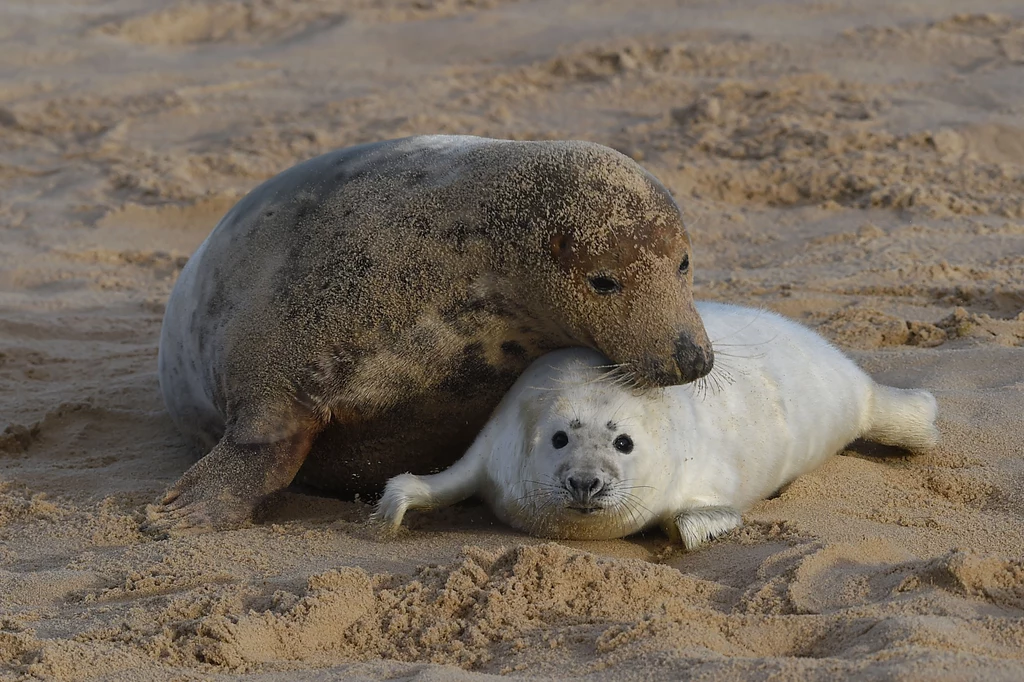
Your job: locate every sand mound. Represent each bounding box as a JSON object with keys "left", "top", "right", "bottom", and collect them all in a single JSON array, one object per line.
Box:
[
  {"left": 841, "top": 12, "right": 1024, "bottom": 65},
  {"left": 544, "top": 38, "right": 785, "bottom": 82},
  {"left": 666, "top": 73, "right": 1024, "bottom": 216},
  {"left": 94, "top": 1, "right": 349, "bottom": 46},
  {"left": 816, "top": 306, "right": 1024, "bottom": 350},
  {"left": 95, "top": 0, "right": 520, "bottom": 46},
  {"left": 173, "top": 544, "right": 703, "bottom": 670},
  {"left": 8, "top": 541, "right": 1023, "bottom": 678}
]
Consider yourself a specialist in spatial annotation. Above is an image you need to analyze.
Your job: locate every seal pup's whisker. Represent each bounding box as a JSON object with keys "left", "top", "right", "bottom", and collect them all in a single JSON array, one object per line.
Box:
[
  {"left": 515, "top": 488, "right": 558, "bottom": 502},
  {"left": 516, "top": 485, "right": 562, "bottom": 503},
  {"left": 532, "top": 499, "right": 563, "bottom": 537},
  {"left": 617, "top": 478, "right": 656, "bottom": 491},
  {"left": 708, "top": 305, "right": 772, "bottom": 345},
  {"left": 612, "top": 482, "right": 657, "bottom": 501},
  {"left": 622, "top": 497, "right": 650, "bottom": 537},
  {"left": 607, "top": 397, "right": 633, "bottom": 426},
  {"left": 614, "top": 477, "right": 655, "bottom": 489},
  {"left": 713, "top": 348, "right": 769, "bottom": 362},
  {"left": 624, "top": 500, "right": 645, "bottom": 534},
  {"left": 619, "top": 494, "right": 655, "bottom": 519},
  {"left": 614, "top": 505, "right": 633, "bottom": 539}
]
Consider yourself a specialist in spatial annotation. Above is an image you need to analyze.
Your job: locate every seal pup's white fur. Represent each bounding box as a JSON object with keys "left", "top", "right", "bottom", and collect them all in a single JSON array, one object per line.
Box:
[{"left": 373, "top": 302, "right": 940, "bottom": 548}]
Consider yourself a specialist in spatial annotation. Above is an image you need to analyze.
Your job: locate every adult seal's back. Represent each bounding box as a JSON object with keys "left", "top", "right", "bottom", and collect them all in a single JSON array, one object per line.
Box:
[{"left": 151, "top": 135, "right": 713, "bottom": 534}]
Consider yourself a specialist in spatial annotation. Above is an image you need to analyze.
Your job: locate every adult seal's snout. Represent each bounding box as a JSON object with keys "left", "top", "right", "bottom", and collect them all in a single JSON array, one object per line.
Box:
[
  {"left": 674, "top": 335, "right": 714, "bottom": 383},
  {"left": 640, "top": 335, "right": 714, "bottom": 387}
]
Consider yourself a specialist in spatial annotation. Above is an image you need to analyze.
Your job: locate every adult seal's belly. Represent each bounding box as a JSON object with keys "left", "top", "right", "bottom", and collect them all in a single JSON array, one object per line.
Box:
[{"left": 151, "top": 135, "right": 713, "bottom": 534}]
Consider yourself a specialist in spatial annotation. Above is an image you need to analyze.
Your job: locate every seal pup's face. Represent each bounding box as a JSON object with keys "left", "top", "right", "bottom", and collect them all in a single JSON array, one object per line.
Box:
[
  {"left": 514, "top": 144, "right": 714, "bottom": 388},
  {"left": 511, "top": 365, "right": 669, "bottom": 540}
]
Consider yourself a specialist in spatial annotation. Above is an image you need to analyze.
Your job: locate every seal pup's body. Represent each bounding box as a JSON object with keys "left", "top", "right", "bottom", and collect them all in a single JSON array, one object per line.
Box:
[
  {"left": 374, "top": 302, "right": 940, "bottom": 548},
  {"left": 154, "top": 135, "right": 714, "bottom": 534}
]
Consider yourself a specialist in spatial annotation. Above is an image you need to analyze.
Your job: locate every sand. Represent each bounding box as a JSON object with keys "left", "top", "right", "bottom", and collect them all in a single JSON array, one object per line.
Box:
[{"left": 1, "top": 0, "right": 1023, "bottom": 679}]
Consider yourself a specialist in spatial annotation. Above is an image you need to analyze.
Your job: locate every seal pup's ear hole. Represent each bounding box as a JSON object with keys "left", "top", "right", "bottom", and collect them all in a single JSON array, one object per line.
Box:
[{"left": 552, "top": 431, "right": 569, "bottom": 449}]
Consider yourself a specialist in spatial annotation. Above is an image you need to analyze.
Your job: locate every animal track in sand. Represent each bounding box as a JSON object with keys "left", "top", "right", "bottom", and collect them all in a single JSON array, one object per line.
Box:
[
  {"left": 94, "top": 0, "right": 523, "bottom": 47},
  {"left": 93, "top": 0, "right": 349, "bottom": 47}
]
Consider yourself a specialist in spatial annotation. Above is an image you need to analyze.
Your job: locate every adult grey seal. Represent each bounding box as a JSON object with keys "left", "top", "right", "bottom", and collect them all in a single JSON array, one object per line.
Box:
[
  {"left": 374, "top": 302, "right": 940, "bottom": 547},
  {"left": 151, "top": 135, "right": 714, "bottom": 534}
]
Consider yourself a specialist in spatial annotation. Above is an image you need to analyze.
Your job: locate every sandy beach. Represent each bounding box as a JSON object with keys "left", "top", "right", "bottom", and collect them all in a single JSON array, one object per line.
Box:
[{"left": 1, "top": 0, "right": 1023, "bottom": 679}]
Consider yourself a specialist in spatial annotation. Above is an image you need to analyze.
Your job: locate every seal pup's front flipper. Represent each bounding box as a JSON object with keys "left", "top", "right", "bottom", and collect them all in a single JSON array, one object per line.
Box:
[
  {"left": 372, "top": 448, "right": 484, "bottom": 533},
  {"left": 373, "top": 366, "right": 551, "bottom": 535},
  {"left": 664, "top": 506, "right": 743, "bottom": 550}
]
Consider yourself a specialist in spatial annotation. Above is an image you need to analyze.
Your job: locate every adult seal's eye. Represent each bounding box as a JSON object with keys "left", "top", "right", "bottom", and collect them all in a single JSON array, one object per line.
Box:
[
  {"left": 552, "top": 431, "right": 569, "bottom": 449},
  {"left": 613, "top": 434, "right": 634, "bottom": 453},
  {"left": 678, "top": 255, "right": 690, "bottom": 275},
  {"left": 588, "top": 275, "right": 622, "bottom": 294}
]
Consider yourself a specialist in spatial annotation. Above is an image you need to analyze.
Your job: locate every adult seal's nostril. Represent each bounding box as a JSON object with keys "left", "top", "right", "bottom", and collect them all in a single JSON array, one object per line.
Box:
[
  {"left": 567, "top": 475, "right": 603, "bottom": 502},
  {"left": 674, "top": 335, "right": 714, "bottom": 383}
]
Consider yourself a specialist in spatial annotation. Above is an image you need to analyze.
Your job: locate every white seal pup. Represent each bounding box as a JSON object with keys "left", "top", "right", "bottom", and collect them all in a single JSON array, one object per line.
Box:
[{"left": 373, "top": 301, "right": 940, "bottom": 548}]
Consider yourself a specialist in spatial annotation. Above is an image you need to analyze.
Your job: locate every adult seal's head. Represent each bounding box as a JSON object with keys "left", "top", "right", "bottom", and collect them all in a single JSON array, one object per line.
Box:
[{"left": 484, "top": 140, "right": 713, "bottom": 385}]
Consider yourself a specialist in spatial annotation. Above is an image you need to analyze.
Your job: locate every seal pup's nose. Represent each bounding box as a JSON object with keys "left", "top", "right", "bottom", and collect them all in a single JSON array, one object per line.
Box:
[
  {"left": 566, "top": 475, "right": 604, "bottom": 505},
  {"left": 673, "top": 334, "right": 714, "bottom": 383}
]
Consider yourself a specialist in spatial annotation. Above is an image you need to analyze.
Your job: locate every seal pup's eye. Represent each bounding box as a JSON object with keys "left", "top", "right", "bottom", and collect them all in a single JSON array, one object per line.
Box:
[
  {"left": 552, "top": 431, "right": 569, "bottom": 449},
  {"left": 678, "top": 255, "right": 690, "bottom": 275},
  {"left": 613, "top": 434, "right": 634, "bottom": 454},
  {"left": 588, "top": 276, "right": 622, "bottom": 295}
]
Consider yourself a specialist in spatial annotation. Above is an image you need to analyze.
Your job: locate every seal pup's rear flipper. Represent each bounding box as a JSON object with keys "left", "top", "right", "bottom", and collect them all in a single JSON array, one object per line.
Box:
[
  {"left": 864, "top": 385, "right": 940, "bottom": 452},
  {"left": 664, "top": 506, "right": 743, "bottom": 550}
]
